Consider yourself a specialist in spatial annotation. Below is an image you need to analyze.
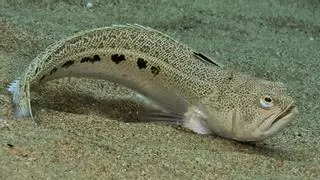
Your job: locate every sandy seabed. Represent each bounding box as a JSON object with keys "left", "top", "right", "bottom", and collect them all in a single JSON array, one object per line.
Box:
[{"left": 0, "top": 0, "right": 319, "bottom": 179}]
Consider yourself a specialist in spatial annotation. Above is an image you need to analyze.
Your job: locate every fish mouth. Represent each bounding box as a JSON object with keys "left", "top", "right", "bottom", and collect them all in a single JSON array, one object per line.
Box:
[
  {"left": 260, "top": 102, "right": 298, "bottom": 133},
  {"left": 271, "top": 104, "right": 297, "bottom": 125},
  {"left": 232, "top": 102, "right": 298, "bottom": 142}
]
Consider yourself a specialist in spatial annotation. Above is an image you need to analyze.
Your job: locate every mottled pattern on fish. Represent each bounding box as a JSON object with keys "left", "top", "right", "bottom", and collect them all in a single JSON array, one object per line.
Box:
[
  {"left": 7, "top": 24, "right": 298, "bottom": 142},
  {"left": 26, "top": 25, "right": 220, "bottom": 99}
]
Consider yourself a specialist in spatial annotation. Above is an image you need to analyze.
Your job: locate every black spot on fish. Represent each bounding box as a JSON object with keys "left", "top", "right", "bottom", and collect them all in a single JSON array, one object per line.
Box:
[
  {"left": 7, "top": 143, "right": 14, "bottom": 148},
  {"left": 61, "top": 60, "right": 74, "bottom": 68},
  {"left": 81, "top": 57, "right": 91, "bottom": 63},
  {"left": 80, "top": 55, "right": 100, "bottom": 63},
  {"left": 50, "top": 67, "right": 58, "bottom": 75},
  {"left": 137, "top": 58, "right": 148, "bottom": 69},
  {"left": 92, "top": 55, "right": 101, "bottom": 63},
  {"left": 151, "top": 66, "right": 161, "bottom": 75},
  {"left": 35, "top": 67, "right": 39, "bottom": 74},
  {"left": 111, "top": 54, "right": 126, "bottom": 64}
]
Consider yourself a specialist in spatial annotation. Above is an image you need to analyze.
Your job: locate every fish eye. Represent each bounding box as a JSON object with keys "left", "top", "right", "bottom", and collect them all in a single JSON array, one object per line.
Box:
[{"left": 260, "top": 95, "right": 274, "bottom": 109}]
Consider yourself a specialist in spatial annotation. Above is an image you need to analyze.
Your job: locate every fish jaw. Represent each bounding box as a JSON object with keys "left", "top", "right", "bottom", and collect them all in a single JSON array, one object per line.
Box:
[
  {"left": 256, "top": 103, "right": 298, "bottom": 140},
  {"left": 230, "top": 103, "right": 298, "bottom": 141}
]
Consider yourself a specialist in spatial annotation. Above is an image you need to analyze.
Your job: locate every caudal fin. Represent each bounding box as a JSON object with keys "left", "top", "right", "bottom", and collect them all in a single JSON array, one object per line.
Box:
[{"left": 7, "top": 79, "right": 33, "bottom": 118}]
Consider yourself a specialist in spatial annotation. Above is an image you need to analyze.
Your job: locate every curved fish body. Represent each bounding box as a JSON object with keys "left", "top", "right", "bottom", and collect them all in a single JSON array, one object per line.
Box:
[{"left": 7, "top": 24, "right": 298, "bottom": 141}]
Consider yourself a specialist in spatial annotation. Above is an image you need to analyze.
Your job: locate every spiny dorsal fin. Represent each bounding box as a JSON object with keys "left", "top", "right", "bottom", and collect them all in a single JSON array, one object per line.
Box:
[{"left": 193, "top": 52, "right": 222, "bottom": 67}]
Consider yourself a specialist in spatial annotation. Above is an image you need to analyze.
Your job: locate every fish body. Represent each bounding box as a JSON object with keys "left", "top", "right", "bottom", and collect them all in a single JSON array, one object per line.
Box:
[{"left": 7, "top": 24, "right": 298, "bottom": 141}]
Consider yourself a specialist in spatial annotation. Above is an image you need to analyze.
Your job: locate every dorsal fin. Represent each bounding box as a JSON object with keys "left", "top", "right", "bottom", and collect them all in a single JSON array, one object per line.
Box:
[
  {"left": 193, "top": 52, "right": 222, "bottom": 67},
  {"left": 115, "top": 24, "right": 223, "bottom": 68},
  {"left": 113, "top": 23, "right": 182, "bottom": 44}
]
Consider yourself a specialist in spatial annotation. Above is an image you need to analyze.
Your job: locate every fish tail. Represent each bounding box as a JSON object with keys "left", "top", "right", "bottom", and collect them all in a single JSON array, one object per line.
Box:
[{"left": 7, "top": 78, "right": 33, "bottom": 118}]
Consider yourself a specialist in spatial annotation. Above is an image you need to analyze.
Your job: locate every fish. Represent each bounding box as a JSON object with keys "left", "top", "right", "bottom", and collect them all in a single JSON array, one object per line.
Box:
[{"left": 7, "top": 24, "right": 298, "bottom": 142}]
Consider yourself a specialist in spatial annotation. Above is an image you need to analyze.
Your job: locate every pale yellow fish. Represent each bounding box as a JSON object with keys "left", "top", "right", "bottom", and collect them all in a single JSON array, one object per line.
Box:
[{"left": 7, "top": 24, "right": 298, "bottom": 141}]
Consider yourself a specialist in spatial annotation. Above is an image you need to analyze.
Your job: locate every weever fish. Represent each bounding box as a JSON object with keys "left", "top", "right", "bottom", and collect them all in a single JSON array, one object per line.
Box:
[{"left": 7, "top": 24, "right": 298, "bottom": 141}]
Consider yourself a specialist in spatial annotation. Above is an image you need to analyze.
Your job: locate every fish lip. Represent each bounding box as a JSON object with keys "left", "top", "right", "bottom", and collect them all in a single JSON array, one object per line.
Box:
[
  {"left": 272, "top": 103, "right": 296, "bottom": 125},
  {"left": 232, "top": 103, "right": 297, "bottom": 142},
  {"left": 260, "top": 102, "right": 298, "bottom": 132}
]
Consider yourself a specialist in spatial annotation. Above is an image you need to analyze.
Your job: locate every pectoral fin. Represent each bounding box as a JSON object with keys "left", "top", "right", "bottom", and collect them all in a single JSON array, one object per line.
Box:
[
  {"left": 136, "top": 84, "right": 188, "bottom": 125},
  {"left": 182, "top": 104, "right": 213, "bottom": 135},
  {"left": 135, "top": 81, "right": 188, "bottom": 114},
  {"left": 139, "top": 109, "right": 184, "bottom": 125}
]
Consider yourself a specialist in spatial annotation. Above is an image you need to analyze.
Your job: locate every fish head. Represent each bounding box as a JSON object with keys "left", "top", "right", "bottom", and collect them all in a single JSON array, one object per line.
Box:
[{"left": 200, "top": 72, "right": 298, "bottom": 141}]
